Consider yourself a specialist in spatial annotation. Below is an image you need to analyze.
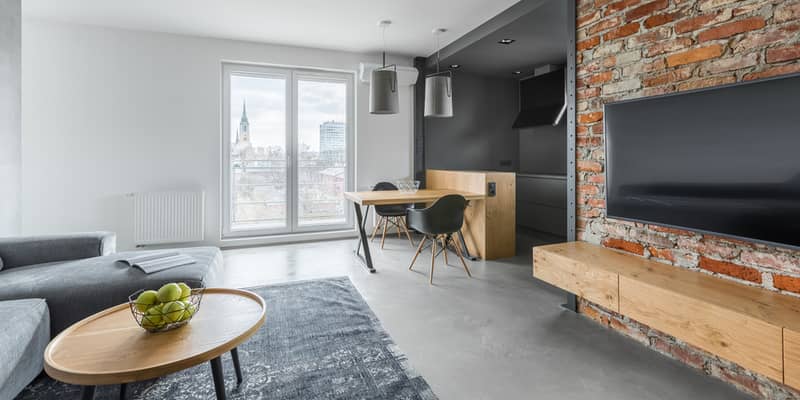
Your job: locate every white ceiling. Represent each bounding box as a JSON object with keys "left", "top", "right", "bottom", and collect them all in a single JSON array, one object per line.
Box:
[{"left": 23, "top": 0, "right": 521, "bottom": 57}]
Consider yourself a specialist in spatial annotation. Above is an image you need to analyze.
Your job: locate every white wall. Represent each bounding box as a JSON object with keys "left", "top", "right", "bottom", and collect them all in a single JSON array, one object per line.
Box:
[
  {"left": 0, "top": 0, "right": 21, "bottom": 236},
  {"left": 22, "top": 19, "right": 415, "bottom": 250}
]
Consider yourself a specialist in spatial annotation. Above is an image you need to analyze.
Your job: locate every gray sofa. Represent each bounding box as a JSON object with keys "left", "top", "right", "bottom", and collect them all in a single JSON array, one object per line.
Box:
[
  {"left": 0, "top": 298, "right": 49, "bottom": 400},
  {"left": 0, "top": 232, "right": 223, "bottom": 398}
]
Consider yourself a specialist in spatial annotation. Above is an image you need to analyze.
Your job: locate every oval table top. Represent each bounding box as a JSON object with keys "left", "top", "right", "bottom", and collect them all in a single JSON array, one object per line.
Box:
[{"left": 44, "top": 287, "right": 266, "bottom": 386}]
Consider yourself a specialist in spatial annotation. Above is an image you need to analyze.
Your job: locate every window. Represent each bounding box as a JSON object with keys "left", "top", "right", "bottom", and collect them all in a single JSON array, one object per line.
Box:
[{"left": 222, "top": 63, "right": 354, "bottom": 238}]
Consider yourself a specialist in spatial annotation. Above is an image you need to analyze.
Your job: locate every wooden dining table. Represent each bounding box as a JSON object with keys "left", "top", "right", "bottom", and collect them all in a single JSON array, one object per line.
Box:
[{"left": 344, "top": 189, "right": 485, "bottom": 273}]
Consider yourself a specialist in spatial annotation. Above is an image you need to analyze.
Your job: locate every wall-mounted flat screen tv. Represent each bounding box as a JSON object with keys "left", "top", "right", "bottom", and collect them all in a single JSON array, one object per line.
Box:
[{"left": 605, "top": 73, "right": 800, "bottom": 249}]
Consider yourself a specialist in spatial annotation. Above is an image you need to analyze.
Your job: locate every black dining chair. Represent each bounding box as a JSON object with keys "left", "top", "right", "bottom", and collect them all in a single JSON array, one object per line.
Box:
[
  {"left": 370, "top": 182, "right": 414, "bottom": 249},
  {"left": 406, "top": 194, "right": 471, "bottom": 284}
]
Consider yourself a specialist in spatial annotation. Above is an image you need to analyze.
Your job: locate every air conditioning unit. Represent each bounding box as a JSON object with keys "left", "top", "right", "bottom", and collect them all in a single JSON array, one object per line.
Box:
[{"left": 359, "top": 63, "right": 419, "bottom": 86}]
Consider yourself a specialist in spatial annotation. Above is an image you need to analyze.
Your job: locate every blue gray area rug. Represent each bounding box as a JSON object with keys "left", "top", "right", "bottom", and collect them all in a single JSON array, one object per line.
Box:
[{"left": 17, "top": 277, "right": 438, "bottom": 400}]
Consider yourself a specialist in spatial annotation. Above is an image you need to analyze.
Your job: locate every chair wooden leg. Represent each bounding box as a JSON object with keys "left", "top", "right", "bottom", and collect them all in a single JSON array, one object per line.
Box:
[
  {"left": 430, "top": 236, "right": 437, "bottom": 285},
  {"left": 380, "top": 218, "right": 388, "bottom": 249},
  {"left": 409, "top": 236, "right": 427, "bottom": 271},
  {"left": 399, "top": 218, "right": 415, "bottom": 246},
  {"left": 452, "top": 236, "right": 472, "bottom": 278},
  {"left": 396, "top": 217, "right": 403, "bottom": 238},
  {"left": 441, "top": 237, "right": 449, "bottom": 265},
  {"left": 370, "top": 217, "right": 383, "bottom": 241}
]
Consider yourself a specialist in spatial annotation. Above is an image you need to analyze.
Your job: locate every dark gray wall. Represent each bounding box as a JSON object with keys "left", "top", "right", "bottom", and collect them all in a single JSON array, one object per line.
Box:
[
  {"left": 424, "top": 72, "right": 519, "bottom": 172},
  {"left": 0, "top": 0, "right": 21, "bottom": 235},
  {"left": 518, "top": 121, "right": 567, "bottom": 175}
]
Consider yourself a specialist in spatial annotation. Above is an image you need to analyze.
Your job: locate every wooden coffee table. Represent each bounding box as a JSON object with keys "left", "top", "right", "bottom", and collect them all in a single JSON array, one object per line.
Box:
[{"left": 44, "top": 288, "right": 266, "bottom": 400}]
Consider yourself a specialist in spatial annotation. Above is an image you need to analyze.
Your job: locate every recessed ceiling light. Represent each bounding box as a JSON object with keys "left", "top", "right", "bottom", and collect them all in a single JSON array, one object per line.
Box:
[
  {"left": 450, "top": 64, "right": 461, "bottom": 69},
  {"left": 512, "top": 71, "right": 522, "bottom": 75},
  {"left": 498, "top": 39, "right": 515, "bottom": 45}
]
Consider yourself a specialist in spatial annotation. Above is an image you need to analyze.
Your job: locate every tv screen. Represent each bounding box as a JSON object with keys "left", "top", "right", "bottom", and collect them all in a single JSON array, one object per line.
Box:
[{"left": 605, "top": 73, "right": 800, "bottom": 249}]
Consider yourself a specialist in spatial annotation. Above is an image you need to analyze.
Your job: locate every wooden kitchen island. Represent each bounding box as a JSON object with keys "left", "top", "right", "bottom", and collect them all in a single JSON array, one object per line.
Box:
[{"left": 426, "top": 169, "right": 516, "bottom": 260}]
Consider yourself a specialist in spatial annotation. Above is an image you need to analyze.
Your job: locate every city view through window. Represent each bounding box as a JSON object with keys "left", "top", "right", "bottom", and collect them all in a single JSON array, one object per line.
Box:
[{"left": 229, "top": 72, "right": 349, "bottom": 232}]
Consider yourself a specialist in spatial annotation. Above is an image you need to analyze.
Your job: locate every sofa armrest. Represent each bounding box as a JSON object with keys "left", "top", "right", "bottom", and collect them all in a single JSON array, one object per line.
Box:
[{"left": 0, "top": 232, "right": 116, "bottom": 270}]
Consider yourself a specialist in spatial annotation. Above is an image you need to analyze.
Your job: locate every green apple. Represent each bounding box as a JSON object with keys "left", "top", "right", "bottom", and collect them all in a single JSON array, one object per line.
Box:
[
  {"left": 161, "top": 301, "right": 186, "bottom": 323},
  {"left": 177, "top": 282, "right": 192, "bottom": 300},
  {"left": 134, "top": 290, "right": 158, "bottom": 312},
  {"left": 141, "top": 306, "right": 164, "bottom": 330},
  {"left": 180, "top": 301, "right": 197, "bottom": 321},
  {"left": 157, "top": 283, "right": 182, "bottom": 303}
]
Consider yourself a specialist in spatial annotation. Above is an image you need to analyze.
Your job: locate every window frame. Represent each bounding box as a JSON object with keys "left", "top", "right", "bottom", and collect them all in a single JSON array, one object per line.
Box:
[{"left": 221, "top": 62, "right": 355, "bottom": 240}]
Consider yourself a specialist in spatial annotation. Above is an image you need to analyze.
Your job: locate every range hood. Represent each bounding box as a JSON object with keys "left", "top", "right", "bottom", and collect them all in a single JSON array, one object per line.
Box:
[{"left": 513, "top": 68, "right": 566, "bottom": 129}]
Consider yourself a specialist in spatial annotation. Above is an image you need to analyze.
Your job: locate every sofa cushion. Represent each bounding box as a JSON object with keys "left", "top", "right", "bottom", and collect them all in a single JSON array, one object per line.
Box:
[
  {"left": 0, "top": 246, "right": 222, "bottom": 336},
  {"left": 0, "top": 298, "right": 50, "bottom": 400}
]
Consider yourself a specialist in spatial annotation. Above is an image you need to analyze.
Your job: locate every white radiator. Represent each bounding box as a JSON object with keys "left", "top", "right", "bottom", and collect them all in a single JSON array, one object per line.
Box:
[{"left": 132, "top": 191, "right": 205, "bottom": 246}]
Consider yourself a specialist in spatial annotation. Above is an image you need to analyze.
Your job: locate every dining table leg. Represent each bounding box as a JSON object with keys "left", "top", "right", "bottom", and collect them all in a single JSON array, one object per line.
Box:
[{"left": 353, "top": 203, "right": 376, "bottom": 273}]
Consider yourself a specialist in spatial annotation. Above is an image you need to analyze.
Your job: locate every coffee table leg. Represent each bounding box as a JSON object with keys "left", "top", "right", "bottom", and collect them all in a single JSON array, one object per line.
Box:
[
  {"left": 210, "top": 356, "right": 226, "bottom": 400},
  {"left": 231, "top": 347, "right": 243, "bottom": 385},
  {"left": 81, "top": 386, "right": 95, "bottom": 400},
  {"left": 119, "top": 383, "right": 127, "bottom": 400}
]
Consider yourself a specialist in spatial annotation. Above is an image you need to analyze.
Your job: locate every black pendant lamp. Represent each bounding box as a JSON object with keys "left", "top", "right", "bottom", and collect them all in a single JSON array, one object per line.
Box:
[
  {"left": 424, "top": 28, "right": 453, "bottom": 118},
  {"left": 370, "top": 20, "right": 399, "bottom": 115}
]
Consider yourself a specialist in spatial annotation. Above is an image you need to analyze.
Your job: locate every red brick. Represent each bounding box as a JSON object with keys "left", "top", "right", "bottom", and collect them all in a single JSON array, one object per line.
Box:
[
  {"left": 578, "top": 111, "right": 603, "bottom": 123},
  {"left": 698, "top": 257, "right": 762, "bottom": 283},
  {"left": 697, "top": 17, "right": 766, "bottom": 42},
  {"left": 579, "top": 184, "right": 600, "bottom": 195},
  {"left": 603, "top": 238, "right": 645, "bottom": 255},
  {"left": 578, "top": 10, "right": 602, "bottom": 28},
  {"left": 643, "top": 58, "right": 667, "bottom": 72},
  {"left": 648, "top": 246, "right": 675, "bottom": 262},
  {"left": 766, "top": 44, "right": 800, "bottom": 63},
  {"left": 577, "top": 136, "right": 603, "bottom": 147},
  {"left": 588, "top": 16, "right": 624, "bottom": 35},
  {"left": 666, "top": 44, "right": 725, "bottom": 67},
  {"left": 677, "top": 75, "right": 735, "bottom": 91},
  {"left": 651, "top": 337, "right": 706, "bottom": 370},
  {"left": 595, "top": 0, "right": 617, "bottom": 7},
  {"left": 644, "top": 12, "right": 679, "bottom": 28},
  {"left": 577, "top": 86, "right": 601, "bottom": 99},
  {"left": 628, "top": 27, "right": 670, "bottom": 46},
  {"left": 591, "top": 123, "right": 605, "bottom": 134},
  {"left": 604, "top": 22, "right": 641, "bottom": 41},
  {"left": 579, "top": 207, "right": 603, "bottom": 218},
  {"left": 587, "top": 198, "right": 607, "bottom": 208},
  {"left": 675, "top": 12, "right": 725, "bottom": 34},
  {"left": 577, "top": 36, "right": 601, "bottom": 51},
  {"left": 626, "top": 0, "right": 668, "bottom": 22},
  {"left": 743, "top": 64, "right": 800, "bottom": 81},
  {"left": 643, "top": 68, "right": 693, "bottom": 87},
  {"left": 774, "top": 274, "right": 800, "bottom": 294},
  {"left": 587, "top": 174, "right": 605, "bottom": 184},
  {"left": 577, "top": 160, "right": 604, "bottom": 173},
  {"left": 586, "top": 71, "right": 614, "bottom": 85},
  {"left": 606, "top": 0, "right": 642, "bottom": 15},
  {"left": 646, "top": 37, "right": 694, "bottom": 57}
]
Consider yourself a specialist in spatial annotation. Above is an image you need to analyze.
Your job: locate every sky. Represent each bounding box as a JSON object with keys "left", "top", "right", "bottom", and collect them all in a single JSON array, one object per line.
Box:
[{"left": 230, "top": 75, "right": 347, "bottom": 151}]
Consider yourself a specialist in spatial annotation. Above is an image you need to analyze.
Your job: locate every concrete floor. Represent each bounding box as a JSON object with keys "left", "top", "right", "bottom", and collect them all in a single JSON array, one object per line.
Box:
[{"left": 221, "top": 233, "right": 753, "bottom": 400}]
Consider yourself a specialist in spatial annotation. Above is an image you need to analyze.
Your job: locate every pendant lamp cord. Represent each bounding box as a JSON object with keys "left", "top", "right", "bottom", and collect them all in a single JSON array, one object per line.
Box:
[{"left": 382, "top": 23, "right": 387, "bottom": 67}]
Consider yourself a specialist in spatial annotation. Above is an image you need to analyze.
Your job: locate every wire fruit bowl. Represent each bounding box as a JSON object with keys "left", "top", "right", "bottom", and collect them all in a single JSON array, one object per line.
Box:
[{"left": 128, "top": 284, "right": 204, "bottom": 333}]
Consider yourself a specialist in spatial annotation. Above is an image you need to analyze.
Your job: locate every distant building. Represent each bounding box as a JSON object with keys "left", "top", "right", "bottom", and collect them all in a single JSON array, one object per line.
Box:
[
  {"left": 319, "top": 121, "right": 345, "bottom": 162},
  {"left": 233, "top": 100, "right": 254, "bottom": 160}
]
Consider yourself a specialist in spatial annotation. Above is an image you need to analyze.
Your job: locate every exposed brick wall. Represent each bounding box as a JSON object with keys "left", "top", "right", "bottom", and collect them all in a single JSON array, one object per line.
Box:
[{"left": 574, "top": 0, "right": 800, "bottom": 398}]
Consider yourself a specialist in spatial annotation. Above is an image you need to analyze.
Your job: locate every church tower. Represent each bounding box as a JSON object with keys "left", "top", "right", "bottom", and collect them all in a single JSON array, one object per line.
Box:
[{"left": 237, "top": 100, "right": 250, "bottom": 143}]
